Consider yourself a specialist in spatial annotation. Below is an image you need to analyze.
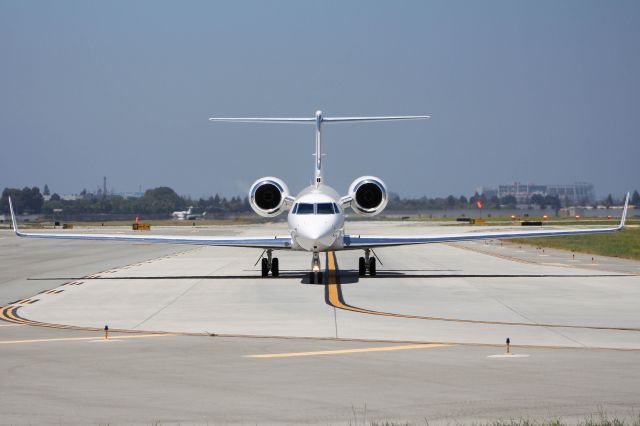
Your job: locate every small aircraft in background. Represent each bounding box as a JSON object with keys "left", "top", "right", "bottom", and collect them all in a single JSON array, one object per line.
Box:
[
  {"left": 171, "top": 206, "right": 205, "bottom": 221},
  {"left": 8, "top": 110, "right": 629, "bottom": 284}
]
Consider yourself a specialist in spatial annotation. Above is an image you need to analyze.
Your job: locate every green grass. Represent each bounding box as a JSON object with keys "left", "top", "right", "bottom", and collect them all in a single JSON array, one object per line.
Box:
[{"left": 510, "top": 227, "right": 640, "bottom": 261}]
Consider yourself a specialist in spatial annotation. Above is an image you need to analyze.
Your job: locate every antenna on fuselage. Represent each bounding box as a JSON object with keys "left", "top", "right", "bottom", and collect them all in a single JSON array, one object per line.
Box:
[{"left": 209, "top": 111, "right": 430, "bottom": 188}]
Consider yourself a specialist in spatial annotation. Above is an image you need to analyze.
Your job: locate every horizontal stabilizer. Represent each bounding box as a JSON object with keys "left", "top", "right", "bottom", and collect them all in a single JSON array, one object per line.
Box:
[
  {"left": 323, "top": 115, "right": 430, "bottom": 123},
  {"left": 209, "top": 117, "right": 315, "bottom": 123},
  {"left": 209, "top": 112, "right": 430, "bottom": 124}
]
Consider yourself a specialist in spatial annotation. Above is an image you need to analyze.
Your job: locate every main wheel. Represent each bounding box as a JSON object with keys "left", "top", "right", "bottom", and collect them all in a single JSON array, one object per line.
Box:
[
  {"left": 316, "top": 271, "right": 323, "bottom": 284},
  {"left": 271, "top": 258, "right": 279, "bottom": 277},
  {"left": 261, "top": 258, "right": 269, "bottom": 277},
  {"left": 358, "top": 257, "right": 366, "bottom": 276},
  {"left": 368, "top": 257, "right": 376, "bottom": 276},
  {"left": 309, "top": 272, "right": 315, "bottom": 283}
]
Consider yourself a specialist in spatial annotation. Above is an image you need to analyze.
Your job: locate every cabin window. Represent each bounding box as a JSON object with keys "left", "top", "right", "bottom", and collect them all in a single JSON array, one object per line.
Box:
[
  {"left": 316, "top": 203, "right": 335, "bottom": 214},
  {"left": 296, "top": 203, "right": 315, "bottom": 214}
]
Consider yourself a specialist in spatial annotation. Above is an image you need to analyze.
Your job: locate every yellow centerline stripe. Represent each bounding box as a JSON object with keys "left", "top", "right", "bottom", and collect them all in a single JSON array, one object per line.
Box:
[
  {"left": 0, "top": 323, "right": 25, "bottom": 327},
  {"left": 0, "top": 333, "right": 176, "bottom": 345},
  {"left": 245, "top": 343, "right": 451, "bottom": 358},
  {"left": 324, "top": 251, "right": 640, "bottom": 333}
]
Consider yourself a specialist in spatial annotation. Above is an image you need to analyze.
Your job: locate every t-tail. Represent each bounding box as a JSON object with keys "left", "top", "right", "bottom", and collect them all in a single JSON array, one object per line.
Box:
[{"left": 209, "top": 110, "right": 430, "bottom": 187}]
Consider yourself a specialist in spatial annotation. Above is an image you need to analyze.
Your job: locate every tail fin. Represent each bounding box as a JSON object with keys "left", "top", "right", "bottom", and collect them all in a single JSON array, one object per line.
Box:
[{"left": 210, "top": 110, "right": 430, "bottom": 187}]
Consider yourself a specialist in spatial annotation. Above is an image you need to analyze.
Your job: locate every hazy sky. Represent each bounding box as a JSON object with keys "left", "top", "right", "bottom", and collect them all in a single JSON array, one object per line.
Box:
[{"left": 1, "top": 1, "right": 638, "bottom": 199}]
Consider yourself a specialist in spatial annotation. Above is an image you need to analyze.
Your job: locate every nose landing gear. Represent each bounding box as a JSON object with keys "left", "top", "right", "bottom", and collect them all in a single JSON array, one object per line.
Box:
[
  {"left": 358, "top": 248, "right": 376, "bottom": 277},
  {"left": 260, "top": 249, "right": 279, "bottom": 277},
  {"left": 308, "top": 252, "right": 323, "bottom": 284}
]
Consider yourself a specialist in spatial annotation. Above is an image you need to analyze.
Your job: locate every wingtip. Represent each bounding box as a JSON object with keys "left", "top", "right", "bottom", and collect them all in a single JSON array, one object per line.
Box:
[
  {"left": 8, "top": 196, "right": 19, "bottom": 235},
  {"left": 619, "top": 192, "right": 630, "bottom": 230}
]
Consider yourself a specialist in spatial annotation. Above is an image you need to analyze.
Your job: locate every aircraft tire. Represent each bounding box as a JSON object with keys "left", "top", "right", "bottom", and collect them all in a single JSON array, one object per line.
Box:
[
  {"left": 368, "top": 257, "right": 376, "bottom": 276},
  {"left": 358, "top": 257, "right": 366, "bottom": 276},
  {"left": 271, "top": 258, "right": 279, "bottom": 277},
  {"left": 261, "top": 258, "right": 269, "bottom": 277}
]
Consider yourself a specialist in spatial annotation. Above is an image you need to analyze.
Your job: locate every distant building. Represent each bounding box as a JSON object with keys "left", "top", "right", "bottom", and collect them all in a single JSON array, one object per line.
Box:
[
  {"left": 477, "top": 182, "right": 596, "bottom": 205},
  {"left": 61, "top": 194, "right": 81, "bottom": 201}
]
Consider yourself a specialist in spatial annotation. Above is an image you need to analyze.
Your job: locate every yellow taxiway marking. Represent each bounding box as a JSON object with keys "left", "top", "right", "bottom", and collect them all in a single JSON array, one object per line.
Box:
[
  {"left": 246, "top": 343, "right": 451, "bottom": 358},
  {"left": 324, "top": 251, "right": 640, "bottom": 332},
  {"left": 0, "top": 323, "right": 25, "bottom": 327},
  {"left": 0, "top": 333, "right": 175, "bottom": 345}
]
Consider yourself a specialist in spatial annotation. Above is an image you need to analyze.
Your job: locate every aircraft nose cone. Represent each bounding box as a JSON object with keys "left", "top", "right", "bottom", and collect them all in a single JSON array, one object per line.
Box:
[{"left": 295, "top": 222, "right": 337, "bottom": 251}]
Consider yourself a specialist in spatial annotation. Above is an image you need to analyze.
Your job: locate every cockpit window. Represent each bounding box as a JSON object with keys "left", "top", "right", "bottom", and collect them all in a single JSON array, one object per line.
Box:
[
  {"left": 332, "top": 203, "right": 341, "bottom": 213},
  {"left": 296, "top": 203, "right": 314, "bottom": 214},
  {"left": 316, "top": 203, "right": 335, "bottom": 214}
]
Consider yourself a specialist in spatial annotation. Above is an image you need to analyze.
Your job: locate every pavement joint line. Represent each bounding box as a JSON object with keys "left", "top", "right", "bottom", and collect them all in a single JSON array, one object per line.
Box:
[
  {"left": 0, "top": 334, "right": 177, "bottom": 345},
  {"left": 323, "top": 251, "right": 640, "bottom": 333},
  {"left": 244, "top": 343, "right": 453, "bottom": 358}
]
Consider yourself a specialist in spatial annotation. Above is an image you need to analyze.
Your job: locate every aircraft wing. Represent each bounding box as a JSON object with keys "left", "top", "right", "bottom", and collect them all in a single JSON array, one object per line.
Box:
[
  {"left": 7, "top": 198, "right": 291, "bottom": 249},
  {"left": 344, "top": 193, "right": 630, "bottom": 249}
]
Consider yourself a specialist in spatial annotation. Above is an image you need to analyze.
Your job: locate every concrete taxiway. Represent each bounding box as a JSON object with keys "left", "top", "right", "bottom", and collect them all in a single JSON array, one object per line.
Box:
[{"left": 1, "top": 221, "right": 639, "bottom": 425}]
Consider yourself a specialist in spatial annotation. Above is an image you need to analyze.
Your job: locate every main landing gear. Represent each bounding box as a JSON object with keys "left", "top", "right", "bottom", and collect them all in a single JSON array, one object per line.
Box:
[
  {"left": 260, "top": 249, "right": 279, "bottom": 277},
  {"left": 358, "top": 248, "right": 376, "bottom": 277},
  {"left": 308, "top": 252, "right": 323, "bottom": 284}
]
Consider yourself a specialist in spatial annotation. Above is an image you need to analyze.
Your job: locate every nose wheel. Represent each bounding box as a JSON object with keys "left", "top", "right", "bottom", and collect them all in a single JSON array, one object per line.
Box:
[
  {"left": 260, "top": 250, "right": 279, "bottom": 277},
  {"left": 358, "top": 249, "right": 376, "bottom": 276},
  {"left": 309, "top": 252, "right": 323, "bottom": 284}
]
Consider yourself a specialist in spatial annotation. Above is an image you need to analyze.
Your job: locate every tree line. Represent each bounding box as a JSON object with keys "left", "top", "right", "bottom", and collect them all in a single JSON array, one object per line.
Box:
[{"left": 2, "top": 186, "right": 639, "bottom": 216}]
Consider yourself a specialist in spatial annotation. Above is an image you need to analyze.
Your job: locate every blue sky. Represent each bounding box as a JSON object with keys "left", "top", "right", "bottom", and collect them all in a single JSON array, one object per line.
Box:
[{"left": 1, "top": 0, "right": 638, "bottom": 198}]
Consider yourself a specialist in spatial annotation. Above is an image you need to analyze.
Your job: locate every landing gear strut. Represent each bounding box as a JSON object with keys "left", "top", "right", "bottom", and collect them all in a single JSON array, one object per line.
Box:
[
  {"left": 309, "top": 252, "right": 323, "bottom": 284},
  {"left": 260, "top": 249, "right": 279, "bottom": 277},
  {"left": 358, "top": 248, "right": 376, "bottom": 277}
]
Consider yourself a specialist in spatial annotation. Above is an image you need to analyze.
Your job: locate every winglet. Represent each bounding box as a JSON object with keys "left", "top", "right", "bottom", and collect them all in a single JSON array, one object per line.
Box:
[
  {"left": 619, "top": 192, "right": 630, "bottom": 230},
  {"left": 8, "top": 196, "right": 20, "bottom": 235}
]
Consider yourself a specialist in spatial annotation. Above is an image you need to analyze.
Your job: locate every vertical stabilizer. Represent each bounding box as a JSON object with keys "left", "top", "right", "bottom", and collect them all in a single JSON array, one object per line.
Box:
[{"left": 209, "top": 111, "right": 430, "bottom": 187}]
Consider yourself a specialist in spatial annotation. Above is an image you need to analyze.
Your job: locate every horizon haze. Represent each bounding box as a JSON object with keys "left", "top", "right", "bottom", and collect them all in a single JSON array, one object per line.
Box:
[{"left": 1, "top": 1, "right": 638, "bottom": 199}]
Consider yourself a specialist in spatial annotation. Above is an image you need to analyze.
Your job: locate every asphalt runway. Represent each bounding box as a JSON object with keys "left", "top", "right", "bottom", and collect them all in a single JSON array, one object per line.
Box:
[{"left": 1, "top": 222, "right": 639, "bottom": 425}]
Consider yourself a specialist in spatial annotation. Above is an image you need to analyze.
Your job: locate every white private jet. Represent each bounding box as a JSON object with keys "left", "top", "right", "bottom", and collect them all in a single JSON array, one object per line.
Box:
[
  {"left": 171, "top": 206, "right": 205, "bottom": 221},
  {"left": 8, "top": 111, "right": 629, "bottom": 283}
]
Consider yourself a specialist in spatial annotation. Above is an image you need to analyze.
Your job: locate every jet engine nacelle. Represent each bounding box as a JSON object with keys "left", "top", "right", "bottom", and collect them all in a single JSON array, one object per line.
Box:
[
  {"left": 249, "top": 177, "right": 291, "bottom": 217},
  {"left": 348, "top": 176, "right": 389, "bottom": 216}
]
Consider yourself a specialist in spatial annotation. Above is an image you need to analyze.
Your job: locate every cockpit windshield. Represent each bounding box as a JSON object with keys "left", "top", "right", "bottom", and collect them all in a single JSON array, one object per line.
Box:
[
  {"left": 316, "top": 203, "right": 334, "bottom": 214},
  {"left": 292, "top": 202, "right": 338, "bottom": 215},
  {"left": 296, "top": 203, "right": 315, "bottom": 214}
]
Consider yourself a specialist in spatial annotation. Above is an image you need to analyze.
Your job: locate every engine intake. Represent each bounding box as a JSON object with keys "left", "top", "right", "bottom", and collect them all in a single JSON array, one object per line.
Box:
[
  {"left": 249, "top": 177, "right": 290, "bottom": 217},
  {"left": 348, "top": 176, "right": 388, "bottom": 216}
]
